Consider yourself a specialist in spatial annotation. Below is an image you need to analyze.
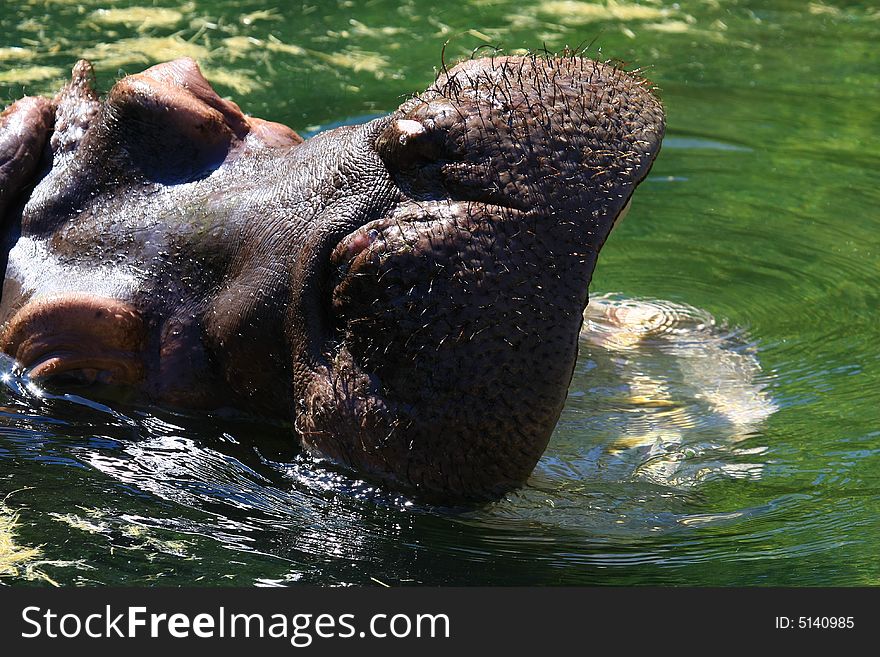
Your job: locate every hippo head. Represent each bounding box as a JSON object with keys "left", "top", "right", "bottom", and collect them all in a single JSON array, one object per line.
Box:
[{"left": 0, "top": 53, "right": 664, "bottom": 500}]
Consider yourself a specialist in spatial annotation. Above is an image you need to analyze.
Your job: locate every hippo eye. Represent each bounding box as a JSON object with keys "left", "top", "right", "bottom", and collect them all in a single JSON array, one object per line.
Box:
[{"left": 38, "top": 367, "right": 112, "bottom": 390}]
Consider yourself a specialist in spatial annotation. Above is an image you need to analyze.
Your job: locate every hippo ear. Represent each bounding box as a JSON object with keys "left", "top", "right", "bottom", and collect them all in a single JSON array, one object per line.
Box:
[
  {"left": 97, "top": 58, "right": 246, "bottom": 182},
  {"left": 0, "top": 95, "right": 55, "bottom": 225},
  {"left": 96, "top": 58, "right": 271, "bottom": 183},
  {"left": 50, "top": 60, "right": 101, "bottom": 159}
]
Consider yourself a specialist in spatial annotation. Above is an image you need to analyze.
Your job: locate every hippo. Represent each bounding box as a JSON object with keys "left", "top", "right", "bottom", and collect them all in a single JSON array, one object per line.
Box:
[{"left": 0, "top": 53, "right": 665, "bottom": 501}]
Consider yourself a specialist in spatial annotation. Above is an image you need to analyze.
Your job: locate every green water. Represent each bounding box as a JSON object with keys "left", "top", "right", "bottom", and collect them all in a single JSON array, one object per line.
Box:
[{"left": 1, "top": 0, "right": 878, "bottom": 586}]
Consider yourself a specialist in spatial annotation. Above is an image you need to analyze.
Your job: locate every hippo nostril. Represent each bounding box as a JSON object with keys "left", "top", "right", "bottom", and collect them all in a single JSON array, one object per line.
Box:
[
  {"left": 328, "top": 226, "right": 382, "bottom": 319},
  {"left": 393, "top": 119, "right": 425, "bottom": 145},
  {"left": 375, "top": 116, "right": 446, "bottom": 168},
  {"left": 331, "top": 226, "right": 382, "bottom": 271}
]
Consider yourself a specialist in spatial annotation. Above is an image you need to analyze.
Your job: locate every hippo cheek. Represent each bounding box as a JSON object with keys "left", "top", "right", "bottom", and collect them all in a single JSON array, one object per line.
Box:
[
  {"left": 311, "top": 201, "right": 584, "bottom": 498},
  {"left": 0, "top": 294, "right": 146, "bottom": 390}
]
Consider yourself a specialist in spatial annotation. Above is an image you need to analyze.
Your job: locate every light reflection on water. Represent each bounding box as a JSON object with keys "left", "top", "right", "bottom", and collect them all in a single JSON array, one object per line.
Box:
[{"left": 0, "top": 294, "right": 782, "bottom": 584}]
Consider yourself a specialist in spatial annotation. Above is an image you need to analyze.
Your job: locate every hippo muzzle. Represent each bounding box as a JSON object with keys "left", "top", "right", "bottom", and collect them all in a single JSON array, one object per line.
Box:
[{"left": 0, "top": 53, "right": 664, "bottom": 500}]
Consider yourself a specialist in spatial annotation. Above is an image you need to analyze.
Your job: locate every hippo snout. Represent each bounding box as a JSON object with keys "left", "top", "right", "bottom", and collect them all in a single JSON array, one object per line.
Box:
[{"left": 0, "top": 52, "right": 664, "bottom": 501}]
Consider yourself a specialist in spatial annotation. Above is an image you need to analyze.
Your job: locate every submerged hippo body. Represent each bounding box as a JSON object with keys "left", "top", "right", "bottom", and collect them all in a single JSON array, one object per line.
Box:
[{"left": 0, "top": 54, "right": 664, "bottom": 500}]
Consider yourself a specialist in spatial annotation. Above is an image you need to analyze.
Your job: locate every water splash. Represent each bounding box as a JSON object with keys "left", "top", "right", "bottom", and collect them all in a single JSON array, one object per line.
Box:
[{"left": 0, "top": 292, "right": 784, "bottom": 583}]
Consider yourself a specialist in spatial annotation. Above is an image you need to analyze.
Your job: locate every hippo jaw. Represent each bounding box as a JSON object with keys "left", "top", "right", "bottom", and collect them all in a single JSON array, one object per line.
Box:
[{"left": 295, "top": 55, "right": 665, "bottom": 500}]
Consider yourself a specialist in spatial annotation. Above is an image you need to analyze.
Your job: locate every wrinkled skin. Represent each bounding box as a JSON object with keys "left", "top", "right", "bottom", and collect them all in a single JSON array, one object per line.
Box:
[{"left": 0, "top": 54, "right": 664, "bottom": 501}]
